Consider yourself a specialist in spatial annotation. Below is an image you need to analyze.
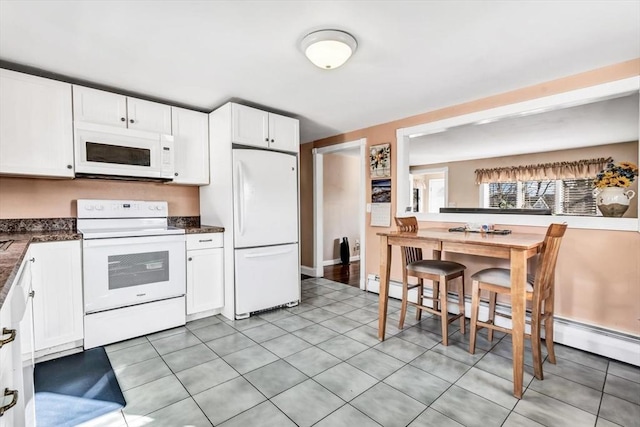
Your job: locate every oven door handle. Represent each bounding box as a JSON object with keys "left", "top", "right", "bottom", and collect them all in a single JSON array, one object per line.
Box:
[{"left": 83, "top": 234, "right": 186, "bottom": 248}]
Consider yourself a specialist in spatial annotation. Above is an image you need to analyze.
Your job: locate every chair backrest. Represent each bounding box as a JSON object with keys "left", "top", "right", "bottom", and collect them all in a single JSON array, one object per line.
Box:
[
  {"left": 532, "top": 223, "right": 567, "bottom": 304},
  {"left": 394, "top": 216, "right": 422, "bottom": 265}
]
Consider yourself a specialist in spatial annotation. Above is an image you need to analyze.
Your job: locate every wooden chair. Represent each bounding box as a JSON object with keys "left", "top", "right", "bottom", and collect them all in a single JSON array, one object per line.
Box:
[
  {"left": 394, "top": 216, "right": 466, "bottom": 346},
  {"left": 469, "top": 223, "right": 567, "bottom": 379}
]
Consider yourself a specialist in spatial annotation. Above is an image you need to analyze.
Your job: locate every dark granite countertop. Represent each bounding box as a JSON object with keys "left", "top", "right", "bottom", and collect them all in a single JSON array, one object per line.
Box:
[
  {"left": 183, "top": 225, "right": 225, "bottom": 234},
  {"left": 0, "top": 231, "right": 81, "bottom": 309}
]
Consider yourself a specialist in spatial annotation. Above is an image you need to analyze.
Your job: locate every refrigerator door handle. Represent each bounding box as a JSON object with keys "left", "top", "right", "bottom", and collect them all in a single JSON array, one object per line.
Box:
[
  {"left": 236, "top": 160, "right": 245, "bottom": 236},
  {"left": 244, "top": 248, "right": 293, "bottom": 258}
]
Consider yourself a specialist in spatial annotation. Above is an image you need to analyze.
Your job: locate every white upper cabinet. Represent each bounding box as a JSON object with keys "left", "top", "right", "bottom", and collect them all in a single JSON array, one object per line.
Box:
[
  {"left": 268, "top": 113, "right": 300, "bottom": 153},
  {"left": 73, "top": 85, "right": 172, "bottom": 134},
  {"left": 231, "top": 103, "right": 299, "bottom": 153},
  {"left": 231, "top": 103, "right": 269, "bottom": 148},
  {"left": 0, "top": 69, "right": 74, "bottom": 178},
  {"left": 171, "top": 107, "right": 209, "bottom": 185},
  {"left": 128, "top": 97, "right": 172, "bottom": 134},
  {"left": 72, "top": 86, "right": 127, "bottom": 128}
]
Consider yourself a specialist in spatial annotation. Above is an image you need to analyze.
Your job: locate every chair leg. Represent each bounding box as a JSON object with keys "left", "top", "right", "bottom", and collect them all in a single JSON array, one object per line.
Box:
[
  {"left": 416, "top": 279, "right": 424, "bottom": 321},
  {"left": 531, "top": 301, "right": 543, "bottom": 380},
  {"left": 399, "top": 277, "right": 409, "bottom": 329},
  {"left": 458, "top": 275, "right": 466, "bottom": 335},
  {"left": 440, "top": 275, "right": 449, "bottom": 346},
  {"left": 544, "top": 291, "right": 557, "bottom": 364},
  {"left": 433, "top": 281, "right": 440, "bottom": 312},
  {"left": 469, "top": 279, "right": 480, "bottom": 354},
  {"left": 487, "top": 291, "right": 497, "bottom": 342}
]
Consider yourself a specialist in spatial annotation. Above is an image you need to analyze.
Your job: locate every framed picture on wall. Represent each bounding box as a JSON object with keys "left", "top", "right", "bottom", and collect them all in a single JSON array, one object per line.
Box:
[
  {"left": 370, "top": 143, "right": 391, "bottom": 178},
  {"left": 371, "top": 179, "right": 391, "bottom": 203}
]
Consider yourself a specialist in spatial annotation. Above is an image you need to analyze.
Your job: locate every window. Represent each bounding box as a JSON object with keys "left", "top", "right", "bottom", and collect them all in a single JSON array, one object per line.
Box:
[
  {"left": 410, "top": 168, "right": 448, "bottom": 213},
  {"left": 483, "top": 178, "right": 596, "bottom": 215}
]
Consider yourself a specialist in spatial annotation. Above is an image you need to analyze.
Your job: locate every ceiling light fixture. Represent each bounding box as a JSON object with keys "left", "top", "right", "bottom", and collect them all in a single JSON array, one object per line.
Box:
[{"left": 301, "top": 29, "right": 358, "bottom": 70}]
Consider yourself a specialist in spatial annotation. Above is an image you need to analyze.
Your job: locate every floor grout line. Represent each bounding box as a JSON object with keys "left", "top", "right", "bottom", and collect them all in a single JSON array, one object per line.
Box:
[{"left": 104, "top": 278, "right": 638, "bottom": 427}]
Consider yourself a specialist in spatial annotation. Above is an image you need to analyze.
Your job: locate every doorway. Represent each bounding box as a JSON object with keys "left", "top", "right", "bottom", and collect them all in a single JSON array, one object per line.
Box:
[{"left": 312, "top": 139, "right": 367, "bottom": 289}]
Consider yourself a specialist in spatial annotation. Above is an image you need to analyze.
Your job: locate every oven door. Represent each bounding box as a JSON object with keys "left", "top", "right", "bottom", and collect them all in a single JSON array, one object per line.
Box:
[{"left": 82, "top": 234, "right": 186, "bottom": 313}]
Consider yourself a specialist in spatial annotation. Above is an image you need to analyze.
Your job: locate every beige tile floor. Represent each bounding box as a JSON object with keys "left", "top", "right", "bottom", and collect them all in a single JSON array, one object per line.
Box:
[{"left": 79, "top": 278, "right": 640, "bottom": 427}]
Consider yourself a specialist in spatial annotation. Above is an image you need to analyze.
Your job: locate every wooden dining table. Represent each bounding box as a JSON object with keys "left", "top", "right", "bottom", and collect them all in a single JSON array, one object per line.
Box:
[{"left": 377, "top": 227, "right": 545, "bottom": 398}]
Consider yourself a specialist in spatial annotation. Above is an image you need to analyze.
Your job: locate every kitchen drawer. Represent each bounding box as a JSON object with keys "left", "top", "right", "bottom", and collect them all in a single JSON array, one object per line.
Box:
[{"left": 187, "top": 233, "right": 223, "bottom": 250}]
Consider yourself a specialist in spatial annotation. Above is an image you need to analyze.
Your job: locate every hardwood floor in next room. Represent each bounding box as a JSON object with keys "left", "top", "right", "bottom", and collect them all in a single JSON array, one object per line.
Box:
[{"left": 323, "top": 261, "right": 360, "bottom": 287}]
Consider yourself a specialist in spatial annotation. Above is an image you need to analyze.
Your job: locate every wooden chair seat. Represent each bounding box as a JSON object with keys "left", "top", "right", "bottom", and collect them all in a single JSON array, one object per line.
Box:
[
  {"left": 395, "top": 216, "right": 466, "bottom": 346},
  {"left": 408, "top": 260, "right": 466, "bottom": 276},
  {"left": 469, "top": 223, "right": 567, "bottom": 381},
  {"left": 470, "top": 268, "right": 535, "bottom": 292}
]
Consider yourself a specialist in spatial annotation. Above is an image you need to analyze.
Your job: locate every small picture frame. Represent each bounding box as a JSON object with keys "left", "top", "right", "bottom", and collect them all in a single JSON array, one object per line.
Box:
[
  {"left": 371, "top": 179, "right": 391, "bottom": 203},
  {"left": 370, "top": 143, "right": 391, "bottom": 178}
]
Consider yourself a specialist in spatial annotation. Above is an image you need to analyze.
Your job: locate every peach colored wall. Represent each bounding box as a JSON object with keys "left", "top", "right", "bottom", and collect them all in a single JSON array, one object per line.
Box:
[
  {"left": 0, "top": 177, "right": 199, "bottom": 218},
  {"left": 323, "top": 153, "right": 360, "bottom": 261},
  {"left": 301, "top": 58, "right": 640, "bottom": 335},
  {"left": 413, "top": 141, "right": 639, "bottom": 217}
]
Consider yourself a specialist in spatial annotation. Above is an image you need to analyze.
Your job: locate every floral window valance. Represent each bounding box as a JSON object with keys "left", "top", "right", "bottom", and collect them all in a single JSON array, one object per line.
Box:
[{"left": 474, "top": 157, "right": 612, "bottom": 184}]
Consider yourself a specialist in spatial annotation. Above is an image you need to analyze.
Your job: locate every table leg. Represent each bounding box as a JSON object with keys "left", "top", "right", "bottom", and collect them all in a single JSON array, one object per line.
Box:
[
  {"left": 510, "top": 248, "right": 526, "bottom": 399},
  {"left": 378, "top": 235, "right": 391, "bottom": 341}
]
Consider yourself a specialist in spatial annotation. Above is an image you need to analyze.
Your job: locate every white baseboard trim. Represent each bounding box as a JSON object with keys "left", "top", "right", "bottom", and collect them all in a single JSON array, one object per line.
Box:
[
  {"left": 301, "top": 265, "right": 322, "bottom": 277},
  {"left": 322, "top": 255, "right": 360, "bottom": 266},
  {"left": 366, "top": 274, "right": 640, "bottom": 366}
]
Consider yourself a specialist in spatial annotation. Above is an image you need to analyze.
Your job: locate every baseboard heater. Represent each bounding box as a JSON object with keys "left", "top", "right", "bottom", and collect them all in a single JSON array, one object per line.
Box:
[{"left": 366, "top": 274, "right": 640, "bottom": 366}]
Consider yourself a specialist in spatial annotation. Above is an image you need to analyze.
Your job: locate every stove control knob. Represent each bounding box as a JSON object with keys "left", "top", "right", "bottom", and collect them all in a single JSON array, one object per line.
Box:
[
  {"left": 85, "top": 205, "right": 94, "bottom": 211},
  {"left": 148, "top": 206, "right": 155, "bottom": 210},
  {"left": 95, "top": 205, "right": 104, "bottom": 211},
  {"left": 157, "top": 205, "right": 164, "bottom": 210}
]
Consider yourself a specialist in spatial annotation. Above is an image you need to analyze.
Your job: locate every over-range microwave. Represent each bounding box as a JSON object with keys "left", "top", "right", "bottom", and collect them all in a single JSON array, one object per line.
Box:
[{"left": 74, "top": 122, "right": 175, "bottom": 181}]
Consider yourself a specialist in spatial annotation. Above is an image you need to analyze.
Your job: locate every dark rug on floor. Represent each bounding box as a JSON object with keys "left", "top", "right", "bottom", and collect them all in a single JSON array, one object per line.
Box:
[{"left": 34, "top": 347, "right": 126, "bottom": 427}]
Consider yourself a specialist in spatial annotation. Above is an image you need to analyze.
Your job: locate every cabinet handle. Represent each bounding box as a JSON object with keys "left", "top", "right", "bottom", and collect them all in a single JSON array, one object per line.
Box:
[
  {"left": 120, "top": 117, "right": 126, "bottom": 122},
  {"left": 67, "top": 165, "right": 73, "bottom": 169},
  {"left": 188, "top": 257, "right": 193, "bottom": 261},
  {"left": 0, "top": 328, "right": 16, "bottom": 348},
  {"left": 271, "top": 139, "right": 274, "bottom": 143},
  {"left": 175, "top": 172, "right": 179, "bottom": 177},
  {"left": 29, "top": 290, "right": 35, "bottom": 298},
  {"left": 130, "top": 119, "right": 135, "bottom": 124},
  {"left": 0, "top": 388, "right": 18, "bottom": 416},
  {"left": 265, "top": 137, "right": 269, "bottom": 142},
  {"left": 30, "top": 257, "right": 35, "bottom": 263},
  {"left": 199, "top": 239, "right": 213, "bottom": 243}
]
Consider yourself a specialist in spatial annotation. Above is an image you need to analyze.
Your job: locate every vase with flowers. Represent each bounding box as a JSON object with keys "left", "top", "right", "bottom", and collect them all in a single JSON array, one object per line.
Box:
[{"left": 593, "top": 161, "right": 638, "bottom": 217}]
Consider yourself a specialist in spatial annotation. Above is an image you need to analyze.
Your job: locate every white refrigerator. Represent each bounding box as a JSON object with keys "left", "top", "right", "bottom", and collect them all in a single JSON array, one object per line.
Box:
[{"left": 232, "top": 148, "right": 300, "bottom": 317}]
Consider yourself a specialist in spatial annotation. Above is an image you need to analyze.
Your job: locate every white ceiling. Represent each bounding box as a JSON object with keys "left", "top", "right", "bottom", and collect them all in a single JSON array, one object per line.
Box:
[
  {"left": 409, "top": 93, "right": 640, "bottom": 166},
  {"left": 1, "top": 1, "right": 638, "bottom": 144}
]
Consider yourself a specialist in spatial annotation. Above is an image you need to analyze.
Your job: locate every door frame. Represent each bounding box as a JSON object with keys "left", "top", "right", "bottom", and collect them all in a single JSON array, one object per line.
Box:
[{"left": 312, "top": 138, "right": 367, "bottom": 289}]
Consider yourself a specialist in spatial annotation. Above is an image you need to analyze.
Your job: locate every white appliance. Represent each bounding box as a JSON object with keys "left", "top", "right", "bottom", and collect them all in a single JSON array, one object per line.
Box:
[
  {"left": 77, "top": 199, "right": 186, "bottom": 349},
  {"left": 232, "top": 149, "right": 300, "bottom": 318},
  {"left": 74, "top": 122, "right": 175, "bottom": 180}
]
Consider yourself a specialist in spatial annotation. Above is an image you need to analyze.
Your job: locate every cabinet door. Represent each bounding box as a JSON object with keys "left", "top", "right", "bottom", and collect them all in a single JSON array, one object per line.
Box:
[
  {"left": 0, "top": 69, "right": 74, "bottom": 178},
  {"left": 171, "top": 107, "right": 209, "bottom": 185},
  {"left": 0, "top": 292, "right": 17, "bottom": 427},
  {"left": 268, "top": 113, "right": 300, "bottom": 153},
  {"left": 73, "top": 85, "right": 127, "bottom": 128},
  {"left": 231, "top": 104, "right": 269, "bottom": 148},
  {"left": 186, "top": 248, "right": 224, "bottom": 314},
  {"left": 30, "top": 241, "right": 83, "bottom": 352},
  {"left": 128, "top": 97, "right": 172, "bottom": 134}
]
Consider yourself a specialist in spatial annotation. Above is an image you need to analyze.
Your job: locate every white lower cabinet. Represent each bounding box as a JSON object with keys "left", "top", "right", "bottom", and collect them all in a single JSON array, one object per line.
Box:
[
  {"left": 0, "top": 252, "right": 35, "bottom": 427},
  {"left": 186, "top": 234, "right": 224, "bottom": 315},
  {"left": 30, "top": 240, "right": 83, "bottom": 354}
]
